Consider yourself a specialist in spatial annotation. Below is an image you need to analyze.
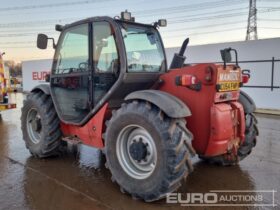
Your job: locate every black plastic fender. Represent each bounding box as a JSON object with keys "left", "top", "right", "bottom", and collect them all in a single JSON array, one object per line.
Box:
[
  {"left": 125, "top": 90, "right": 191, "bottom": 118},
  {"left": 31, "top": 84, "right": 50, "bottom": 95},
  {"left": 238, "top": 90, "right": 256, "bottom": 114}
]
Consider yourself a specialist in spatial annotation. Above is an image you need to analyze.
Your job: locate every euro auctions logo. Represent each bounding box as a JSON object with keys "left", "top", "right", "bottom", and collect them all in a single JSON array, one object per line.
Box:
[
  {"left": 167, "top": 192, "right": 218, "bottom": 205},
  {"left": 32, "top": 71, "right": 50, "bottom": 81},
  {"left": 166, "top": 190, "right": 277, "bottom": 207}
]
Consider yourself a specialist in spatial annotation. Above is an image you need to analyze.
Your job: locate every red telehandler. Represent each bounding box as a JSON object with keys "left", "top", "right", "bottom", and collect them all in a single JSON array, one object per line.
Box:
[{"left": 21, "top": 11, "right": 258, "bottom": 201}]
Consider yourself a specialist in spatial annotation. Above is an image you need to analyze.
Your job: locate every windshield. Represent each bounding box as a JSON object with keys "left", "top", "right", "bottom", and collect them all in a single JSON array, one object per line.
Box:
[
  {"left": 53, "top": 24, "right": 89, "bottom": 74},
  {"left": 120, "top": 23, "right": 166, "bottom": 72}
]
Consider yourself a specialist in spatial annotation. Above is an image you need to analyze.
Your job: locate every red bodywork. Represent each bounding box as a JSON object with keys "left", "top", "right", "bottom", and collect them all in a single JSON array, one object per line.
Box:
[
  {"left": 159, "top": 64, "right": 245, "bottom": 156},
  {"left": 60, "top": 103, "right": 108, "bottom": 148},
  {"left": 60, "top": 63, "right": 246, "bottom": 158}
]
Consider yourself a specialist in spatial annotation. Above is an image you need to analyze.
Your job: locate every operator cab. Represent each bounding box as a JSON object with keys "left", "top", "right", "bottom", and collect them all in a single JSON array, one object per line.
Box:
[{"left": 37, "top": 11, "right": 167, "bottom": 124}]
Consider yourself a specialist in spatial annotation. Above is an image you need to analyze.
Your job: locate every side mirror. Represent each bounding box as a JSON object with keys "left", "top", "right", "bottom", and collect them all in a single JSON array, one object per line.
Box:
[
  {"left": 220, "top": 48, "right": 232, "bottom": 63},
  {"left": 220, "top": 47, "right": 239, "bottom": 69},
  {"left": 37, "top": 34, "right": 48, "bottom": 49}
]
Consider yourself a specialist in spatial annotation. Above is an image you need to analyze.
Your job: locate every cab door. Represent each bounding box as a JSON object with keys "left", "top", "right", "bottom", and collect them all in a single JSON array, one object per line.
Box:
[
  {"left": 92, "top": 21, "right": 119, "bottom": 106},
  {"left": 50, "top": 23, "right": 91, "bottom": 123}
]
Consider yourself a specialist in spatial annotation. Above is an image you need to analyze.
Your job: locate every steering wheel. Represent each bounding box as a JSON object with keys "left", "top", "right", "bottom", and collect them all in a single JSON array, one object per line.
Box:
[{"left": 78, "top": 62, "right": 89, "bottom": 71}]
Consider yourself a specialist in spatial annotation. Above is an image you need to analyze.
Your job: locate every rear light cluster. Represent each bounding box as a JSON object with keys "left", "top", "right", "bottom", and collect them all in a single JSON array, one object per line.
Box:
[
  {"left": 175, "top": 72, "right": 249, "bottom": 93},
  {"left": 175, "top": 74, "right": 201, "bottom": 91},
  {"left": 177, "top": 75, "right": 197, "bottom": 86},
  {"left": 242, "top": 74, "right": 249, "bottom": 84}
]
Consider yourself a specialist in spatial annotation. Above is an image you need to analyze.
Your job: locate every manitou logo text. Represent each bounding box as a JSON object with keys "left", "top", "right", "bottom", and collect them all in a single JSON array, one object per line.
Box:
[
  {"left": 219, "top": 72, "right": 239, "bottom": 81},
  {"left": 32, "top": 71, "right": 49, "bottom": 81}
]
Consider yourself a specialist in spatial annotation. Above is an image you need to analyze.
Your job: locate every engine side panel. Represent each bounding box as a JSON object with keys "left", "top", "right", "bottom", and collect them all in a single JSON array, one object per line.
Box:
[{"left": 159, "top": 64, "right": 218, "bottom": 154}]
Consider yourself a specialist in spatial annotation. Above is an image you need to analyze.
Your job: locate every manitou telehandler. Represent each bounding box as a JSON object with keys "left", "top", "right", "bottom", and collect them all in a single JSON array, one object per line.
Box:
[{"left": 21, "top": 11, "right": 258, "bottom": 202}]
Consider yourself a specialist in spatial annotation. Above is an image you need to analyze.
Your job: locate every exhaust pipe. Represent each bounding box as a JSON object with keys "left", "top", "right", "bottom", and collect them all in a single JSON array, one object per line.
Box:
[{"left": 169, "top": 38, "right": 189, "bottom": 69}]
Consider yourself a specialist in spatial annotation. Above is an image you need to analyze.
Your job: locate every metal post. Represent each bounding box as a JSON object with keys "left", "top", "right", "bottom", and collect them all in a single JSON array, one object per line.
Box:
[
  {"left": 246, "top": 0, "right": 258, "bottom": 40},
  {"left": 271, "top": 57, "right": 275, "bottom": 91}
]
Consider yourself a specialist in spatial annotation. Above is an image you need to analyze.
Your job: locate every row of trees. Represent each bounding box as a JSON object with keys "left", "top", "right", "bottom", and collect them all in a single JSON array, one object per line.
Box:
[{"left": 4, "top": 60, "right": 22, "bottom": 77}]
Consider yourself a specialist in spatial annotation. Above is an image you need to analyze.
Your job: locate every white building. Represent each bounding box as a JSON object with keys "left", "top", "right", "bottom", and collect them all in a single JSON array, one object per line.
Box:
[
  {"left": 166, "top": 38, "right": 280, "bottom": 111},
  {"left": 22, "top": 59, "right": 52, "bottom": 92}
]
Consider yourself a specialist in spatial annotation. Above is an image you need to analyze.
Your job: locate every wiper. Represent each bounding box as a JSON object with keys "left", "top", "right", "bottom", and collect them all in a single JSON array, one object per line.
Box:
[{"left": 127, "top": 32, "right": 145, "bottom": 35}]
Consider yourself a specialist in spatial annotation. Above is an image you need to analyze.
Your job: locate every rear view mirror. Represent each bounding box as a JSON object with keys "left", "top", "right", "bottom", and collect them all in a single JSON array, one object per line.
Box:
[
  {"left": 101, "top": 39, "right": 108, "bottom": 47},
  {"left": 147, "top": 33, "right": 156, "bottom": 45},
  {"left": 37, "top": 34, "right": 48, "bottom": 49},
  {"left": 220, "top": 48, "right": 232, "bottom": 63}
]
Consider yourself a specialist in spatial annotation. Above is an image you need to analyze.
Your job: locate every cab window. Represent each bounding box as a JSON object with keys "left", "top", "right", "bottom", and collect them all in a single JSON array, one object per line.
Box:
[
  {"left": 92, "top": 21, "right": 119, "bottom": 104},
  {"left": 93, "top": 22, "right": 119, "bottom": 73},
  {"left": 54, "top": 24, "right": 89, "bottom": 74},
  {"left": 121, "top": 24, "right": 165, "bottom": 72}
]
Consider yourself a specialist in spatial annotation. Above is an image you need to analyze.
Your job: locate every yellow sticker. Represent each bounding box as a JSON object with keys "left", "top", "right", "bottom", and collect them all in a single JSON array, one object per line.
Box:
[{"left": 218, "top": 82, "right": 240, "bottom": 92}]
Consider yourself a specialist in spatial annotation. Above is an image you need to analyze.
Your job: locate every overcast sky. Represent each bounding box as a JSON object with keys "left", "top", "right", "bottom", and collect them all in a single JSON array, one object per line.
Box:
[{"left": 0, "top": 0, "right": 279, "bottom": 62}]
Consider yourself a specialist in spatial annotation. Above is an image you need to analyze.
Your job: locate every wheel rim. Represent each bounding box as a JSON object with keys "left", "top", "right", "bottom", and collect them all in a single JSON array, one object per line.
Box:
[
  {"left": 26, "top": 108, "right": 42, "bottom": 144},
  {"left": 116, "top": 125, "right": 157, "bottom": 180}
]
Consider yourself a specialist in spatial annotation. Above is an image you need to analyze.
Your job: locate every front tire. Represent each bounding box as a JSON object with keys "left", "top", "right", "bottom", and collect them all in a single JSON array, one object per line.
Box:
[
  {"left": 21, "top": 91, "right": 62, "bottom": 158},
  {"left": 104, "top": 101, "right": 195, "bottom": 202}
]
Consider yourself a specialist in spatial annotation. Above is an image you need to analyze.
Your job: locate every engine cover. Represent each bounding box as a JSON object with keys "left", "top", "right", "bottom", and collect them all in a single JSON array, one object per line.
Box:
[{"left": 204, "top": 102, "right": 245, "bottom": 156}]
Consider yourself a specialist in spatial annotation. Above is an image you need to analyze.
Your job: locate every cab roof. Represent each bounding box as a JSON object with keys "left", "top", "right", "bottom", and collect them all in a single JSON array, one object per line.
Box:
[{"left": 57, "top": 16, "right": 156, "bottom": 32}]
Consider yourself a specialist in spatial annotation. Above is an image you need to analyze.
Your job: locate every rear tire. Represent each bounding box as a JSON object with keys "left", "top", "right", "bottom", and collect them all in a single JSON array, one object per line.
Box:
[
  {"left": 21, "top": 91, "right": 62, "bottom": 158},
  {"left": 237, "top": 113, "right": 258, "bottom": 160},
  {"left": 104, "top": 100, "right": 195, "bottom": 202}
]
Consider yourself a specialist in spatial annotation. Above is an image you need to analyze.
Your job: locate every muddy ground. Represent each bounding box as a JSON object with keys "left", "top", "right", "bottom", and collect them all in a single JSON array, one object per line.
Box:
[{"left": 0, "top": 93, "right": 279, "bottom": 210}]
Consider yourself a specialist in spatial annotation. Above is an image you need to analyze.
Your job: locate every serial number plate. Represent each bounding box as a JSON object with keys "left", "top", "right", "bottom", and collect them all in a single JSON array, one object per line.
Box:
[{"left": 218, "top": 82, "right": 240, "bottom": 92}]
